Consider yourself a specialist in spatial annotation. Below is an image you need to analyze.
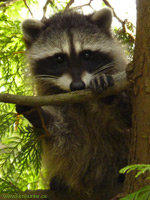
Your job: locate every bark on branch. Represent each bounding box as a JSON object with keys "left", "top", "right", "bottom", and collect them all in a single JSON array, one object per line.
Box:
[{"left": 0, "top": 79, "right": 131, "bottom": 106}]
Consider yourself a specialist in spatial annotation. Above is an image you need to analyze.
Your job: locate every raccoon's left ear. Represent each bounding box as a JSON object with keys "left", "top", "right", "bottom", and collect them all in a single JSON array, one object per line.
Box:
[
  {"left": 91, "top": 8, "right": 113, "bottom": 30},
  {"left": 21, "top": 19, "right": 44, "bottom": 45}
]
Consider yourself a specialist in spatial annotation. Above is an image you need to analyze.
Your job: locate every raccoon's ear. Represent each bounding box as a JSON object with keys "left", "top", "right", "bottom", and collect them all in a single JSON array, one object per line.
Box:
[
  {"left": 91, "top": 8, "right": 113, "bottom": 30},
  {"left": 22, "top": 19, "right": 44, "bottom": 45}
]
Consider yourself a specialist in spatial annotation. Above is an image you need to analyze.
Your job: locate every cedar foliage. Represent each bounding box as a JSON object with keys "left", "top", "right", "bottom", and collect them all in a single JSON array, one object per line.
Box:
[{"left": 0, "top": 2, "right": 41, "bottom": 192}]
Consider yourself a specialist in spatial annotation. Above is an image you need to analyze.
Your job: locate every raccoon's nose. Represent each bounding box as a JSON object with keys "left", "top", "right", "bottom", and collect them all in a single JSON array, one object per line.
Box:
[{"left": 70, "top": 81, "right": 85, "bottom": 91}]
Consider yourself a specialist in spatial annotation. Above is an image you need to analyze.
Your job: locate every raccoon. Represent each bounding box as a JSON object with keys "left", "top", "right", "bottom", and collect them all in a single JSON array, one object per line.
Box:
[{"left": 16, "top": 8, "right": 131, "bottom": 199}]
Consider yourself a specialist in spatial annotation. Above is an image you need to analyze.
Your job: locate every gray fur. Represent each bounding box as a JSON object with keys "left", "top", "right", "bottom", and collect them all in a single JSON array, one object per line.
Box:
[{"left": 21, "top": 8, "right": 131, "bottom": 199}]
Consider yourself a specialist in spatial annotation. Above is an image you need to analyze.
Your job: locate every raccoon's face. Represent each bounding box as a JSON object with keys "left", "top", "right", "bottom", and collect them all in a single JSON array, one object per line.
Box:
[{"left": 22, "top": 8, "right": 126, "bottom": 94}]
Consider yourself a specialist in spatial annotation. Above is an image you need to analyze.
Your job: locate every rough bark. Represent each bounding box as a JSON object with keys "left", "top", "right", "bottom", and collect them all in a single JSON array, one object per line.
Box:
[{"left": 125, "top": 0, "right": 150, "bottom": 193}]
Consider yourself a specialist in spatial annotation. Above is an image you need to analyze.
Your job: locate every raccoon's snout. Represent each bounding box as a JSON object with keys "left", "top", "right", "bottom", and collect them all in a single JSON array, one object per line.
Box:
[{"left": 70, "top": 81, "right": 85, "bottom": 91}]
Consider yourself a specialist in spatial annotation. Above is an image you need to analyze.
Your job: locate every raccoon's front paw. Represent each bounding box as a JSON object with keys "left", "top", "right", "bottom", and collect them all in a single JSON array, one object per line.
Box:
[{"left": 90, "top": 74, "right": 114, "bottom": 93}]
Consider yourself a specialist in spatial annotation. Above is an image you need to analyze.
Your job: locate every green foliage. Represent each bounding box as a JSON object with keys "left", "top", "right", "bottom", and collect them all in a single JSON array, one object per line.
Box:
[
  {"left": 114, "top": 22, "right": 135, "bottom": 60},
  {"left": 0, "top": 125, "right": 42, "bottom": 193},
  {"left": 0, "top": 0, "right": 42, "bottom": 193},
  {"left": 0, "top": 12, "right": 28, "bottom": 95},
  {"left": 120, "top": 164, "right": 150, "bottom": 200},
  {"left": 120, "top": 186, "right": 150, "bottom": 200},
  {"left": 120, "top": 164, "right": 150, "bottom": 179}
]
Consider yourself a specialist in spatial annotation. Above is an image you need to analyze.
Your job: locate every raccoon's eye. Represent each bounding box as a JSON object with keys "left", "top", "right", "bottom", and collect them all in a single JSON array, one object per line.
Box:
[
  {"left": 55, "top": 54, "right": 65, "bottom": 64},
  {"left": 81, "top": 51, "right": 92, "bottom": 61}
]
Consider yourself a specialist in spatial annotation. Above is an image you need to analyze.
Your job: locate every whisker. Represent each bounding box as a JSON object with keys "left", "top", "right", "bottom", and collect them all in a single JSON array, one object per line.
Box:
[
  {"left": 93, "top": 62, "right": 114, "bottom": 75},
  {"left": 94, "top": 62, "right": 114, "bottom": 73},
  {"left": 35, "top": 74, "right": 58, "bottom": 80},
  {"left": 93, "top": 65, "right": 112, "bottom": 75}
]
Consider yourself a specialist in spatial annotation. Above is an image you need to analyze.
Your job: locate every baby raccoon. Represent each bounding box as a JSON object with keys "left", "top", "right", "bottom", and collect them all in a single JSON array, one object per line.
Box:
[{"left": 17, "top": 8, "right": 131, "bottom": 199}]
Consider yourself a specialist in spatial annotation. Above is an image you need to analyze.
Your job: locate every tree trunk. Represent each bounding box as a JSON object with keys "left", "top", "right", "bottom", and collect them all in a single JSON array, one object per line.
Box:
[{"left": 125, "top": 0, "right": 150, "bottom": 193}]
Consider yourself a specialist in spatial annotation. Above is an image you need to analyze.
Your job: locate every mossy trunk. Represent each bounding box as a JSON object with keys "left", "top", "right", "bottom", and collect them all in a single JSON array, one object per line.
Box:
[{"left": 125, "top": 0, "right": 150, "bottom": 193}]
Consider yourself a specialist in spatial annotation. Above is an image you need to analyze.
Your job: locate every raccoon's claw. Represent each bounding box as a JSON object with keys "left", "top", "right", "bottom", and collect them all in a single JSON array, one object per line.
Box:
[{"left": 90, "top": 74, "right": 114, "bottom": 93}]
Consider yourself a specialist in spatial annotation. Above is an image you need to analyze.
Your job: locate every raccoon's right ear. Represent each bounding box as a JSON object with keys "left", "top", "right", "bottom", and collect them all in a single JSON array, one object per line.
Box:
[
  {"left": 21, "top": 19, "right": 44, "bottom": 45},
  {"left": 91, "top": 8, "right": 113, "bottom": 30}
]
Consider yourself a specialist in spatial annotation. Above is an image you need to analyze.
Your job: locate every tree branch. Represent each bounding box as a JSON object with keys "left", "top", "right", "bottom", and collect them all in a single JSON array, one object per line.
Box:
[
  {"left": 0, "top": 79, "right": 131, "bottom": 106},
  {"left": 22, "top": 0, "right": 33, "bottom": 17},
  {"left": 102, "top": 0, "right": 135, "bottom": 42},
  {"left": 102, "top": 0, "right": 124, "bottom": 24},
  {"left": 64, "top": 0, "right": 74, "bottom": 10},
  {"left": 72, "top": 0, "right": 94, "bottom": 11},
  {"left": 42, "top": 0, "right": 54, "bottom": 19},
  {"left": 0, "top": 0, "right": 19, "bottom": 8}
]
